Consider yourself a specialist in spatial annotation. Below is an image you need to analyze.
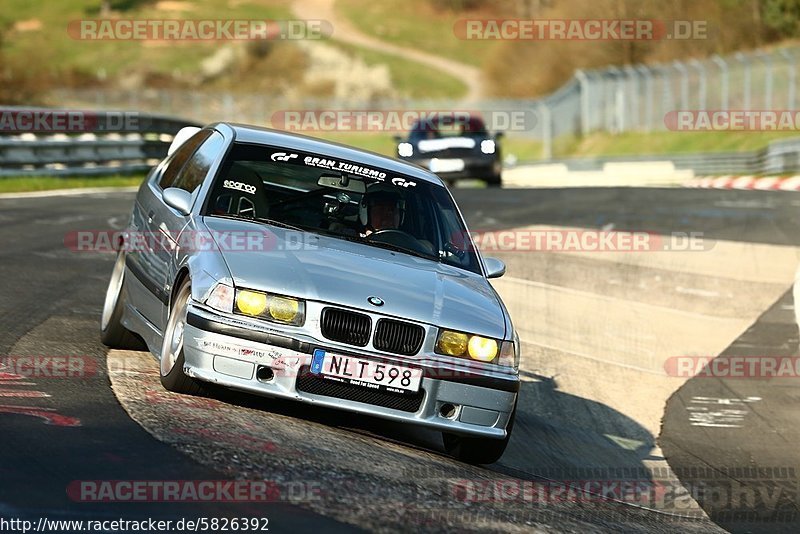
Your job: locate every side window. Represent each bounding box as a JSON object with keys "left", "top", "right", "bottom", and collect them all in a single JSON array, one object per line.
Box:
[
  {"left": 172, "top": 132, "right": 225, "bottom": 193},
  {"left": 158, "top": 129, "right": 213, "bottom": 189}
]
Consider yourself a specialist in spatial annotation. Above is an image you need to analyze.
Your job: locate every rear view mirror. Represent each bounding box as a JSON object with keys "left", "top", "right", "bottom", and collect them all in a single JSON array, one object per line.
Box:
[{"left": 317, "top": 174, "right": 366, "bottom": 194}]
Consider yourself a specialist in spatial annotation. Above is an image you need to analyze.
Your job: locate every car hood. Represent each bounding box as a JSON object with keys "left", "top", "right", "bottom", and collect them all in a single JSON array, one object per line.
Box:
[{"left": 201, "top": 217, "right": 506, "bottom": 339}]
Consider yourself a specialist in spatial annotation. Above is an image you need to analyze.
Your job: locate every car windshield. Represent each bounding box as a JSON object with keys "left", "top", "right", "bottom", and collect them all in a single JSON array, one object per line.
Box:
[
  {"left": 409, "top": 116, "right": 487, "bottom": 142},
  {"left": 202, "top": 142, "right": 482, "bottom": 274}
]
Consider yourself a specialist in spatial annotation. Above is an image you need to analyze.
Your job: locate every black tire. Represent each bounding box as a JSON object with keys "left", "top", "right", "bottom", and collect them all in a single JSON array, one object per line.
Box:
[
  {"left": 443, "top": 405, "right": 516, "bottom": 464},
  {"left": 100, "top": 250, "right": 146, "bottom": 350},
  {"left": 486, "top": 173, "right": 502, "bottom": 187},
  {"left": 160, "top": 279, "right": 206, "bottom": 395}
]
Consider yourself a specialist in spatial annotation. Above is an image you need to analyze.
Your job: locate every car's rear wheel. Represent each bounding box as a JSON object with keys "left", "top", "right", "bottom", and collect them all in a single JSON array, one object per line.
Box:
[
  {"left": 100, "top": 250, "right": 146, "bottom": 350},
  {"left": 160, "top": 278, "right": 205, "bottom": 395},
  {"left": 443, "top": 404, "right": 516, "bottom": 464}
]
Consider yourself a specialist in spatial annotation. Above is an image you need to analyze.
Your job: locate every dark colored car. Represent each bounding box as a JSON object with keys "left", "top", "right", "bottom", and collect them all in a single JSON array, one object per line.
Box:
[{"left": 395, "top": 114, "right": 503, "bottom": 187}]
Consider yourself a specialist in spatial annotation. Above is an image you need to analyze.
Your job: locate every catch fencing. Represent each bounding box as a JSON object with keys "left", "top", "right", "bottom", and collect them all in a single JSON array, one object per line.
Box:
[
  {"left": 5, "top": 44, "right": 800, "bottom": 175},
  {"left": 49, "top": 45, "right": 800, "bottom": 159}
]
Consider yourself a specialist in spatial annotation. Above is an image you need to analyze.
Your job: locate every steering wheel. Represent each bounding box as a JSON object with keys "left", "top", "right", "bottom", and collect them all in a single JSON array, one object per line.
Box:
[{"left": 367, "top": 229, "right": 431, "bottom": 255}]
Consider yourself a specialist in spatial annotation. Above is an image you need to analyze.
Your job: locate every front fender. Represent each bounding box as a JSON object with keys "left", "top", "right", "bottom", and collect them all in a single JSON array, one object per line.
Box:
[{"left": 170, "top": 218, "right": 234, "bottom": 310}]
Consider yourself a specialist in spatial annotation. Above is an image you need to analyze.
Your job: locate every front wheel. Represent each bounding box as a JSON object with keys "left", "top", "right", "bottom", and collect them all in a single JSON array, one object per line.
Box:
[
  {"left": 160, "top": 279, "right": 205, "bottom": 395},
  {"left": 485, "top": 174, "right": 502, "bottom": 187},
  {"left": 100, "top": 250, "right": 145, "bottom": 350},
  {"left": 443, "top": 406, "right": 516, "bottom": 464}
]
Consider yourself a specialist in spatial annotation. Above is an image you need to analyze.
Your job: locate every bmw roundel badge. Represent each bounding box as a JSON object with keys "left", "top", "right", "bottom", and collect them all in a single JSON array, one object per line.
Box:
[{"left": 367, "top": 296, "right": 384, "bottom": 307}]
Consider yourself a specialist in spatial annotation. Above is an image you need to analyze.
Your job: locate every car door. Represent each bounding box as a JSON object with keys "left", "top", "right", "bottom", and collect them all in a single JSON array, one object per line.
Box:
[
  {"left": 126, "top": 130, "right": 212, "bottom": 329},
  {"left": 154, "top": 130, "right": 226, "bottom": 328}
]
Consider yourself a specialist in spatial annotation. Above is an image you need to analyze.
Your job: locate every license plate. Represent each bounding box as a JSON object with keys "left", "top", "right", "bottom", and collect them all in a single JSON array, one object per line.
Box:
[
  {"left": 310, "top": 350, "right": 422, "bottom": 394},
  {"left": 429, "top": 158, "right": 465, "bottom": 173}
]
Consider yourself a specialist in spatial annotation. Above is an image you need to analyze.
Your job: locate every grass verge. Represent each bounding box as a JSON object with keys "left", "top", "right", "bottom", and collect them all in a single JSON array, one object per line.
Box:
[{"left": 0, "top": 175, "right": 144, "bottom": 193}]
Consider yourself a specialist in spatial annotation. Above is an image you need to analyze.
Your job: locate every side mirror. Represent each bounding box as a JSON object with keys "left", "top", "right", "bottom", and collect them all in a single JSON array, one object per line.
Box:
[
  {"left": 162, "top": 187, "right": 193, "bottom": 216},
  {"left": 494, "top": 131, "right": 504, "bottom": 140},
  {"left": 392, "top": 135, "right": 403, "bottom": 143},
  {"left": 484, "top": 257, "right": 506, "bottom": 279},
  {"left": 168, "top": 126, "right": 201, "bottom": 156}
]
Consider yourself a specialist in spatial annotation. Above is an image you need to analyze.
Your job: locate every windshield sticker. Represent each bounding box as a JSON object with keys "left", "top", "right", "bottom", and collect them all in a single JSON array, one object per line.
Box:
[
  {"left": 391, "top": 177, "right": 417, "bottom": 188},
  {"left": 267, "top": 149, "right": 418, "bottom": 187},
  {"left": 223, "top": 180, "right": 256, "bottom": 194},
  {"left": 302, "top": 156, "right": 387, "bottom": 180},
  {"left": 270, "top": 152, "right": 298, "bottom": 162}
]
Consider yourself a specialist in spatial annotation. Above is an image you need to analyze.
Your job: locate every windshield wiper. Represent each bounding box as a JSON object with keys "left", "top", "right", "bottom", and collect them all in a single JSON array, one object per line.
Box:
[
  {"left": 207, "top": 214, "right": 309, "bottom": 233},
  {"left": 254, "top": 217, "right": 308, "bottom": 232},
  {"left": 366, "top": 240, "right": 440, "bottom": 262}
]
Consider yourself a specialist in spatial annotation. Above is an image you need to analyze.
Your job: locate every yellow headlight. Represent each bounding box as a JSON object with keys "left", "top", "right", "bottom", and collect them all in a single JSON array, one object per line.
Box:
[
  {"left": 437, "top": 330, "right": 468, "bottom": 356},
  {"left": 468, "top": 336, "right": 498, "bottom": 362},
  {"left": 236, "top": 290, "right": 268, "bottom": 316},
  {"left": 268, "top": 295, "right": 299, "bottom": 323}
]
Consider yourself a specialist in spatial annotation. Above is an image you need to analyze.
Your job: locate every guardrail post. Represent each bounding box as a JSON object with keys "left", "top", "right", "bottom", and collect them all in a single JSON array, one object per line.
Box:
[
  {"left": 711, "top": 55, "right": 729, "bottom": 109},
  {"left": 625, "top": 66, "right": 639, "bottom": 131},
  {"left": 575, "top": 70, "right": 590, "bottom": 136},
  {"left": 736, "top": 52, "right": 752, "bottom": 110},
  {"left": 781, "top": 49, "right": 796, "bottom": 110},
  {"left": 690, "top": 59, "right": 707, "bottom": 111},
  {"left": 637, "top": 65, "right": 654, "bottom": 130},
  {"left": 762, "top": 53, "right": 774, "bottom": 110},
  {"left": 673, "top": 61, "right": 689, "bottom": 111},
  {"left": 538, "top": 102, "right": 552, "bottom": 160},
  {"left": 661, "top": 65, "right": 674, "bottom": 130},
  {"left": 604, "top": 67, "right": 621, "bottom": 133}
]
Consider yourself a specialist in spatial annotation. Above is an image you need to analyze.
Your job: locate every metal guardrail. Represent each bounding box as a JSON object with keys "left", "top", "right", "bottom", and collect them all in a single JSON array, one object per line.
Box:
[
  {"left": 0, "top": 109, "right": 201, "bottom": 177},
  {"left": 519, "top": 137, "right": 800, "bottom": 176},
  {"left": 2, "top": 106, "right": 796, "bottom": 179},
  {"left": 50, "top": 44, "right": 800, "bottom": 162}
]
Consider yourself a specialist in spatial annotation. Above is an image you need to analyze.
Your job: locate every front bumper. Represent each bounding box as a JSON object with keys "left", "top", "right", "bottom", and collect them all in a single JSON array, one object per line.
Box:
[
  {"left": 182, "top": 304, "right": 518, "bottom": 439},
  {"left": 402, "top": 156, "right": 501, "bottom": 180}
]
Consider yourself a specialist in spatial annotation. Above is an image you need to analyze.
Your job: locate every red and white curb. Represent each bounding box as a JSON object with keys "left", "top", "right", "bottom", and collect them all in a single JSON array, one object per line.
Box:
[{"left": 684, "top": 175, "right": 800, "bottom": 191}]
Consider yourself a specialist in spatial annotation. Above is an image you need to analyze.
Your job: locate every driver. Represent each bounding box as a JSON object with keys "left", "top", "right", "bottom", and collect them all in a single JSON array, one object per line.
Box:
[{"left": 360, "top": 187, "right": 404, "bottom": 237}]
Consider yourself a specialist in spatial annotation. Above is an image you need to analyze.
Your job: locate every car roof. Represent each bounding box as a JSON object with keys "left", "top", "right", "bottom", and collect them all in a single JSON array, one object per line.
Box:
[{"left": 212, "top": 122, "right": 443, "bottom": 185}]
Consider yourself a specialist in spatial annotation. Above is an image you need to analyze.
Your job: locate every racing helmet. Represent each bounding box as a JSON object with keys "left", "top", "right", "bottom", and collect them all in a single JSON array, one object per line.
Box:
[{"left": 359, "top": 183, "right": 406, "bottom": 228}]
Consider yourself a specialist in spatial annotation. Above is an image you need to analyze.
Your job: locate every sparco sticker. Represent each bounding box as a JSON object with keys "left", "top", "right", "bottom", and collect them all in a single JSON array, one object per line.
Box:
[{"left": 223, "top": 180, "right": 256, "bottom": 194}]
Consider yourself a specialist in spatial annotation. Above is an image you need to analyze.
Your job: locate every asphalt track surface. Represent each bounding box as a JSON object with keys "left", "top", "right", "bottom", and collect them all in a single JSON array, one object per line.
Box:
[{"left": 1, "top": 187, "right": 799, "bottom": 532}]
